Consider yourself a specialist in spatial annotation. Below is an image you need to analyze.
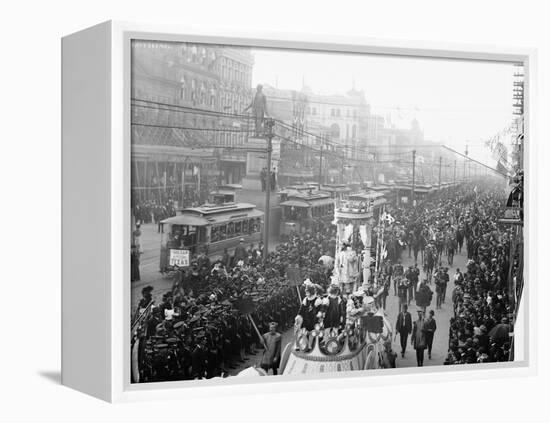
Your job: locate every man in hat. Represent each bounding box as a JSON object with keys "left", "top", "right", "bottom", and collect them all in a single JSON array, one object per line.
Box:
[
  {"left": 395, "top": 304, "right": 412, "bottom": 358},
  {"left": 233, "top": 238, "right": 247, "bottom": 264},
  {"left": 424, "top": 309, "right": 437, "bottom": 359},
  {"left": 412, "top": 309, "right": 428, "bottom": 366},
  {"left": 133, "top": 285, "right": 154, "bottom": 323},
  {"left": 397, "top": 277, "right": 409, "bottom": 309},
  {"left": 260, "top": 322, "right": 282, "bottom": 375},
  {"left": 191, "top": 333, "right": 208, "bottom": 379}
]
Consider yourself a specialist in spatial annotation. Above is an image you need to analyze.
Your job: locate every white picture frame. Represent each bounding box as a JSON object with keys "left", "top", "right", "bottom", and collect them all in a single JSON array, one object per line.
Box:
[{"left": 61, "top": 20, "right": 537, "bottom": 403}]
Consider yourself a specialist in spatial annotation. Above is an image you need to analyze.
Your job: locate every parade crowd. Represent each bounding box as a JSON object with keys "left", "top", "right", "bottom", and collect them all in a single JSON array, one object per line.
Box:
[
  {"left": 132, "top": 227, "right": 335, "bottom": 382},
  {"left": 132, "top": 181, "right": 518, "bottom": 381},
  {"left": 379, "top": 184, "right": 516, "bottom": 366}
]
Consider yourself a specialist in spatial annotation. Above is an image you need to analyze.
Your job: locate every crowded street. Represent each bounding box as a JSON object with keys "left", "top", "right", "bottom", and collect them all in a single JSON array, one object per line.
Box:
[
  {"left": 128, "top": 40, "right": 524, "bottom": 383},
  {"left": 130, "top": 182, "right": 522, "bottom": 380}
]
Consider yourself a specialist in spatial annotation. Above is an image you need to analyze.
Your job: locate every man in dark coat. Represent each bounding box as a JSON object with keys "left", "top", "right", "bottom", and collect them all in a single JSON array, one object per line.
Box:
[
  {"left": 191, "top": 335, "right": 208, "bottom": 379},
  {"left": 233, "top": 238, "right": 247, "bottom": 264},
  {"left": 424, "top": 309, "right": 437, "bottom": 359},
  {"left": 412, "top": 310, "right": 428, "bottom": 366},
  {"left": 395, "top": 304, "right": 412, "bottom": 358}
]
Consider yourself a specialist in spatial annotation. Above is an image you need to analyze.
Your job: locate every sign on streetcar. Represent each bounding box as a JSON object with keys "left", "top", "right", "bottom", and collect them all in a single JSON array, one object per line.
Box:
[{"left": 169, "top": 249, "right": 190, "bottom": 267}]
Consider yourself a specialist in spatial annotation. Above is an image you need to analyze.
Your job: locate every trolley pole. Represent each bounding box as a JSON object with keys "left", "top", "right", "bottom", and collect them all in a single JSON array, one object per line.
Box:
[
  {"left": 411, "top": 150, "right": 416, "bottom": 207},
  {"left": 263, "top": 118, "right": 275, "bottom": 263},
  {"left": 438, "top": 156, "right": 442, "bottom": 190}
]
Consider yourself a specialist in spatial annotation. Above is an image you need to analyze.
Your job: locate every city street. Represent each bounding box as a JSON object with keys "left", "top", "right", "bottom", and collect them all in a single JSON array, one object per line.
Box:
[
  {"left": 132, "top": 221, "right": 466, "bottom": 371},
  {"left": 126, "top": 41, "right": 523, "bottom": 383},
  {"left": 385, "top": 251, "right": 466, "bottom": 368}
]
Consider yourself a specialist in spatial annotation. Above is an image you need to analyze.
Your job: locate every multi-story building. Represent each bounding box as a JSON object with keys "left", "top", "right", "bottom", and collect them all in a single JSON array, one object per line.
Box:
[
  {"left": 304, "top": 87, "right": 370, "bottom": 152},
  {"left": 215, "top": 48, "right": 254, "bottom": 183},
  {"left": 130, "top": 41, "right": 255, "bottom": 202}
]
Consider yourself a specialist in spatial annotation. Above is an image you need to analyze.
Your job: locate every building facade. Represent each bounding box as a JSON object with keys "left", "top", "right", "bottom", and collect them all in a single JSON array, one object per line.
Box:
[{"left": 131, "top": 41, "right": 255, "bottom": 203}]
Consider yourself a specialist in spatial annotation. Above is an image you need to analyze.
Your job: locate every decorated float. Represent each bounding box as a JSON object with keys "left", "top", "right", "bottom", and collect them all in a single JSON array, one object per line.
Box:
[{"left": 278, "top": 198, "right": 395, "bottom": 375}]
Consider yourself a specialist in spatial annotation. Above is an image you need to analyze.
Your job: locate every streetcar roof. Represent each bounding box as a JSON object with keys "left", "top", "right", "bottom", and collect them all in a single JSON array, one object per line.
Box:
[
  {"left": 180, "top": 202, "right": 257, "bottom": 215},
  {"left": 206, "top": 208, "right": 264, "bottom": 224},
  {"left": 160, "top": 215, "right": 210, "bottom": 226},
  {"left": 320, "top": 184, "right": 351, "bottom": 192},
  {"left": 280, "top": 200, "right": 310, "bottom": 208},
  {"left": 209, "top": 189, "right": 236, "bottom": 196},
  {"left": 162, "top": 205, "right": 263, "bottom": 226}
]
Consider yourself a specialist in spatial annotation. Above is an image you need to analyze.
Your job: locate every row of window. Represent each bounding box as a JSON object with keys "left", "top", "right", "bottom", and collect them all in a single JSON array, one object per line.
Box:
[
  {"left": 330, "top": 123, "right": 357, "bottom": 139},
  {"left": 305, "top": 106, "right": 359, "bottom": 118},
  {"left": 282, "top": 203, "right": 334, "bottom": 220},
  {"left": 210, "top": 218, "right": 262, "bottom": 243}
]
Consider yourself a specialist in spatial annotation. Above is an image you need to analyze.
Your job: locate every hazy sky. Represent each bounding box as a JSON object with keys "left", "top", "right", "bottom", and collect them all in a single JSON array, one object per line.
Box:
[{"left": 251, "top": 47, "right": 517, "bottom": 164}]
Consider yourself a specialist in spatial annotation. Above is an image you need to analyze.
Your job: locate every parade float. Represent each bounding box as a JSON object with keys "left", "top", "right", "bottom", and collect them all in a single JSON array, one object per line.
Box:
[{"left": 278, "top": 197, "right": 395, "bottom": 375}]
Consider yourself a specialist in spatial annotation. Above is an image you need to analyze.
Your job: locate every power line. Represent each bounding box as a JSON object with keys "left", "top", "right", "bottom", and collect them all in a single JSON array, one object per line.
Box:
[
  {"left": 274, "top": 120, "right": 412, "bottom": 158},
  {"left": 441, "top": 145, "right": 508, "bottom": 177},
  {"left": 131, "top": 121, "right": 254, "bottom": 133},
  {"left": 266, "top": 94, "right": 511, "bottom": 114},
  {"left": 132, "top": 102, "right": 251, "bottom": 122},
  {"left": 132, "top": 97, "right": 251, "bottom": 119}
]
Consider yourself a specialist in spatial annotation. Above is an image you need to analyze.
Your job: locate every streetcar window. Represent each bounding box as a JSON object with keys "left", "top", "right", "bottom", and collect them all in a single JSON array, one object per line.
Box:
[
  {"left": 211, "top": 226, "right": 220, "bottom": 242},
  {"left": 235, "top": 220, "right": 242, "bottom": 235}
]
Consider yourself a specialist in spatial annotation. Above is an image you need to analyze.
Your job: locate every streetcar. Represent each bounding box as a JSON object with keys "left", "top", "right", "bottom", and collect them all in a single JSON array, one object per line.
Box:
[
  {"left": 159, "top": 202, "right": 263, "bottom": 271},
  {"left": 208, "top": 183, "right": 242, "bottom": 204},
  {"left": 347, "top": 190, "right": 388, "bottom": 221},
  {"left": 279, "top": 189, "right": 335, "bottom": 235},
  {"left": 320, "top": 183, "right": 352, "bottom": 200},
  {"left": 368, "top": 183, "right": 398, "bottom": 208}
]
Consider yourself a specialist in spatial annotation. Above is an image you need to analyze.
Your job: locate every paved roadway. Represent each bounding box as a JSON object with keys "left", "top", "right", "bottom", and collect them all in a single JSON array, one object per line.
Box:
[
  {"left": 131, "top": 222, "right": 466, "bottom": 371},
  {"left": 385, "top": 249, "right": 467, "bottom": 368}
]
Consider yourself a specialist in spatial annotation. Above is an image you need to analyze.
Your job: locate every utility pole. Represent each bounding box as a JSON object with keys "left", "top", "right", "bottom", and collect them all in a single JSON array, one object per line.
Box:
[
  {"left": 464, "top": 144, "right": 468, "bottom": 183},
  {"left": 318, "top": 136, "right": 324, "bottom": 189},
  {"left": 372, "top": 153, "right": 377, "bottom": 184},
  {"left": 438, "top": 156, "right": 442, "bottom": 190},
  {"left": 453, "top": 160, "right": 457, "bottom": 185},
  {"left": 411, "top": 150, "right": 416, "bottom": 207},
  {"left": 263, "top": 118, "right": 275, "bottom": 263}
]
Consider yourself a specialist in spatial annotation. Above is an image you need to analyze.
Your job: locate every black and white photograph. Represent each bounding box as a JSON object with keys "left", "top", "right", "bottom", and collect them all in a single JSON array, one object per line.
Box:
[{"left": 129, "top": 39, "right": 525, "bottom": 384}]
